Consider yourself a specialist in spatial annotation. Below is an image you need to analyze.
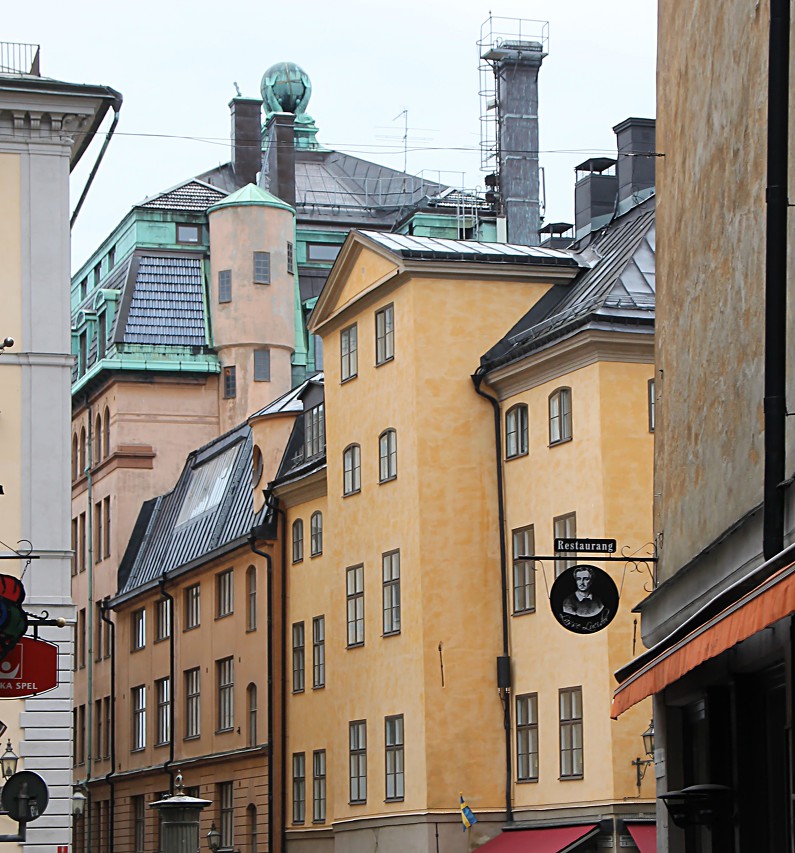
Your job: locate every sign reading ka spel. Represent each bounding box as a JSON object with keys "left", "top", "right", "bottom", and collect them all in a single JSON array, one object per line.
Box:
[
  {"left": 0, "top": 638, "right": 58, "bottom": 698},
  {"left": 554, "top": 537, "right": 616, "bottom": 554}
]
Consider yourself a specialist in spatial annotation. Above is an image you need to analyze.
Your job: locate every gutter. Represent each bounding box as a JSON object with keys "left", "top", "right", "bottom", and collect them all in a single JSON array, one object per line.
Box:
[{"left": 471, "top": 369, "right": 513, "bottom": 823}]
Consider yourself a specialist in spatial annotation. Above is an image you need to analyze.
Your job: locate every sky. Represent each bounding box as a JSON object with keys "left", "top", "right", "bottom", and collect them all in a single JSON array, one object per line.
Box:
[{"left": 6, "top": 0, "right": 657, "bottom": 272}]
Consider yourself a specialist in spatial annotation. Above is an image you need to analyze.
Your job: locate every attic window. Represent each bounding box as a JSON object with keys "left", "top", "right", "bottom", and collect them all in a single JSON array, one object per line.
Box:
[
  {"left": 175, "top": 445, "right": 237, "bottom": 526},
  {"left": 307, "top": 243, "right": 340, "bottom": 263},
  {"left": 177, "top": 224, "right": 200, "bottom": 244}
]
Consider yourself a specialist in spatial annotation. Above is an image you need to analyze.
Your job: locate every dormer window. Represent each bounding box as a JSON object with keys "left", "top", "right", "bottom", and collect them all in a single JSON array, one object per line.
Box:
[{"left": 304, "top": 403, "right": 325, "bottom": 459}]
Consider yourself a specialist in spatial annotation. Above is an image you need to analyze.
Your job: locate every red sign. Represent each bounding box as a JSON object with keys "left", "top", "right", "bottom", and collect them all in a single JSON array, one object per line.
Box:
[
  {"left": 0, "top": 638, "right": 58, "bottom": 698},
  {"left": 58, "top": 847, "right": 69, "bottom": 853}
]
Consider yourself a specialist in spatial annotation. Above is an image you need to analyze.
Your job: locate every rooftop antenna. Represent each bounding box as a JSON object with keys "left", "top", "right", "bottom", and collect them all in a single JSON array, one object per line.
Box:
[
  {"left": 233, "top": 81, "right": 241, "bottom": 97},
  {"left": 394, "top": 108, "right": 408, "bottom": 173}
]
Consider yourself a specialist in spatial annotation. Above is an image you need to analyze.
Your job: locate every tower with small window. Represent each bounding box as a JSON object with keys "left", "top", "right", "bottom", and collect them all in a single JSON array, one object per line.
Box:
[{"left": 208, "top": 184, "right": 301, "bottom": 431}]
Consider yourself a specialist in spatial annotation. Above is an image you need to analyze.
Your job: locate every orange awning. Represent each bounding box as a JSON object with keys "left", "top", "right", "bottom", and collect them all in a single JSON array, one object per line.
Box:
[
  {"left": 612, "top": 561, "right": 795, "bottom": 718},
  {"left": 626, "top": 822, "right": 656, "bottom": 853},
  {"left": 476, "top": 824, "right": 599, "bottom": 852}
]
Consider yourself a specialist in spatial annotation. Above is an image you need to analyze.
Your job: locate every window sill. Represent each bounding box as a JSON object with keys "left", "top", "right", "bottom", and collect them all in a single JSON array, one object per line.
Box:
[
  {"left": 516, "top": 777, "right": 538, "bottom": 784},
  {"left": 382, "top": 631, "right": 401, "bottom": 638},
  {"left": 340, "top": 375, "right": 358, "bottom": 385},
  {"left": 346, "top": 642, "right": 364, "bottom": 650},
  {"left": 246, "top": 627, "right": 257, "bottom": 634},
  {"left": 292, "top": 558, "right": 304, "bottom": 565},
  {"left": 155, "top": 741, "right": 170, "bottom": 749},
  {"left": 183, "top": 735, "right": 201, "bottom": 741},
  {"left": 292, "top": 688, "right": 305, "bottom": 695},
  {"left": 505, "top": 450, "right": 528, "bottom": 461},
  {"left": 215, "top": 727, "right": 234, "bottom": 735},
  {"left": 310, "top": 551, "right": 323, "bottom": 559},
  {"left": 375, "top": 356, "right": 394, "bottom": 368},
  {"left": 130, "top": 647, "right": 145, "bottom": 654},
  {"left": 154, "top": 636, "right": 170, "bottom": 644},
  {"left": 312, "top": 819, "right": 326, "bottom": 825},
  {"left": 215, "top": 612, "right": 233, "bottom": 621},
  {"left": 349, "top": 800, "right": 367, "bottom": 806},
  {"left": 312, "top": 683, "right": 325, "bottom": 691},
  {"left": 183, "top": 625, "right": 200, "bottom": 633},
  {"left": 512, "top": 609, "right": 536, "bottom": 617},
  {"left": 384, "top": 797, "right": 404, "bottom": 803},
  {"left": 548, "top": 436, "right": 573, "bottom": 448},
  {"left": 342, "top": 489, "right": 361, "bottom": 498},
  {"left": 131, "top": 747, "right": 145, "bottom": 754},
  {"left": 378, "top": 475, "right": 397, "bottom": 485},
  {"left": 559, "top": 774, "right": 583, "bottom": 781}
]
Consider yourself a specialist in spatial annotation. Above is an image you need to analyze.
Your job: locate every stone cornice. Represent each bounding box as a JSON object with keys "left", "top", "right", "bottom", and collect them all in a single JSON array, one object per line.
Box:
[{"left": 485, "top": 327, "right": 654, "bottom": 400}]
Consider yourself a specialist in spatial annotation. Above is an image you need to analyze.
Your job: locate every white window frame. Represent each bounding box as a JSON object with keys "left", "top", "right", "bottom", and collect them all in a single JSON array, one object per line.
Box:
[
  {"left": 340, "top": 324, "right": 358, "bottom": 382},
  {"left": 217, "top": 657, "right": 234, "bottom": 732},
  {"left": 382, "top": 551, "right": 401, "bottom": 636},
  {"left": 385, "top": 714, "right": 405, "bottom": 801},
  {"left": 343, "top": 444, "right": 361, "bottom": 495},
  {"left": 512, "top": 526, "right": 536, "bottom": 613},
  {"left": 216, "top": 569, "right": 234, "bottom": 618},
  {"left": 549, "top": 387, "right": 572, "bottom": 445},
  {"left": 375, "top": 304, "right": 394, "bottom": 365},
  {"left": 346, "top": 565, "right": 365, "bottom": 647},
  {"left": 132, "top": 685, "right": 146, "bottom": 750},
  {"left": 379, "top": 429, "right": 397, "bottom": 482},
  {"left": 517, "top": 693, "right": 539, "bottom": 781},
  {"left": 506, "top": 404, "right": 529, "bottom": 458}
]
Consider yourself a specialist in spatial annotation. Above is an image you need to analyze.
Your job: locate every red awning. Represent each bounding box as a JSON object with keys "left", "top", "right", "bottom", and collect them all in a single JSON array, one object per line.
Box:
[
  {"left": 476, "top": 824, "right": 599, "bottom": 852},
  {"left": 626, "top": 822, "right": 656, "bottom": 853},
  {"left": 612, "top": 561, "right": 795, "bottom": 718}
]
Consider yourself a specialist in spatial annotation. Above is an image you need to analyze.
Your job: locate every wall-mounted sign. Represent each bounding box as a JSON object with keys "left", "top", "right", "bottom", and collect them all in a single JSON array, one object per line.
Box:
[
  {"left": 0, "top": 638, "right": 58, "bottom": 698},
  {"left": 550, "top": 564, "right": 619, "bottom": 634},
  {"left": 554, "top": 537, "right": 617, "bottom": 554}
]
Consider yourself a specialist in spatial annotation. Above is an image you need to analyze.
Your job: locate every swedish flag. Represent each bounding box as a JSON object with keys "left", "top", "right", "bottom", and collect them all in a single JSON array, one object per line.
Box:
[{"left": 460, "top": 793, "right": 478, "bottom": 831}]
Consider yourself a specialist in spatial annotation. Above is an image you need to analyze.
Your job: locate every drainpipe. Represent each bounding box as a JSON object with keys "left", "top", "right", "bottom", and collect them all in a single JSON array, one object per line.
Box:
[
  {"left": 70, "top": 97, "right": 122, "bottom": 229},
  {"left": 249, "top": 527, "right": 275, "bottom": 853},
  {"left": 100, "top": 601, "right": 116, "bottom": 845},
  {"left": 471, "top": 369, "right": 513, "bottom": 823},
  {"left": 158, "top": 577, "right": 176, "bottom": 793},
  {"left": 85, "top": 405, "right": 94, "bottom": 851},
  {"left": 763, "top": 0, "right": 790, "bottom": 561}
]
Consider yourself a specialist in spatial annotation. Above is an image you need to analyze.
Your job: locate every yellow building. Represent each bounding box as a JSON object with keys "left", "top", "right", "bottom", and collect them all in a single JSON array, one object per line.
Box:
[{"left": 265, "top": 215, "right": 656, "bottom": 853}]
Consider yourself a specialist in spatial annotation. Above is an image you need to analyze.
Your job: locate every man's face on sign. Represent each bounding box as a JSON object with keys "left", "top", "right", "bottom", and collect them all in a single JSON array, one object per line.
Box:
[{"left": 575, "top": 570, "right": 592, "bottom": 592}]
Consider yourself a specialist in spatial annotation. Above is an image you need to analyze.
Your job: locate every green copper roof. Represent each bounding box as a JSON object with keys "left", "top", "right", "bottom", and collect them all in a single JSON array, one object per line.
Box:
[{"left": 207, "top": 183, "right": 294, "bottom": 214}]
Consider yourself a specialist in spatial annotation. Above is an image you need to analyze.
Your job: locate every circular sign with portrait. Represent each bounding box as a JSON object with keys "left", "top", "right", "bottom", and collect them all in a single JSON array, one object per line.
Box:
[{"left": 550, "top": 564, "right": 619, "bottom": 634}]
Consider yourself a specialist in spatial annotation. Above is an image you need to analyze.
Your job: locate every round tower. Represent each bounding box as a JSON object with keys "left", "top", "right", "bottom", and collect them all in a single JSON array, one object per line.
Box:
[{"left": 208, "top": 184, "right": 297, "bottom": 432}]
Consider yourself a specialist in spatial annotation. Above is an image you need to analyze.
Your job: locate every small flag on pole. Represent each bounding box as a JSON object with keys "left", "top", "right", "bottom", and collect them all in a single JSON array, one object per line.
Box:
[{"left": 460, "top": 792, "right": 478, "bottom": 831}]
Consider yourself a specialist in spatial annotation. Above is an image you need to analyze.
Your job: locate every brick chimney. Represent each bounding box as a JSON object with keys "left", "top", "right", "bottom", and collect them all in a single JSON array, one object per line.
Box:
[
  {"left": 229, "top": 97, "right": 263, "bottom": 188},
  {"left": 261, "top": 112, "right": 296, "bottom": 208}
]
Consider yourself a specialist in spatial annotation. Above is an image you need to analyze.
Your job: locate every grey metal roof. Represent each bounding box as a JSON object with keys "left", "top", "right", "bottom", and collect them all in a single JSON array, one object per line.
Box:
[
  {"left": 122, "top": 255, "right": 208, "bottom": 346},
  {"left": 139, "top": 179, "right": 227, "bottom": 212},
  {"left": 250, "top": 372, "right": 324, "bottom": 419},
  {"left": 481, "top": 195, "right": 655, "bottom": 369},
  {"left": 360, "top": 231, "right": 582, "bottom": 267},
  {"left": 116, "top": 424, "right": 262, "bottom": 599}
]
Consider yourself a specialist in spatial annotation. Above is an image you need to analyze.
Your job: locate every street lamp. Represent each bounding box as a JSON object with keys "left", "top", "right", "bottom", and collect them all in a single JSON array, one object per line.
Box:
[
  {"left": 72, "top": 787, "right": 87, "bottom": 817},
  {"left": 0, "top": 741, "right": 18, "bottom": 781},
  {"left": 631, "top": 719, "right": 655, "bottom": 790},
  {"left": 207, "top": 822, "right": 221, "bottom": 852}
]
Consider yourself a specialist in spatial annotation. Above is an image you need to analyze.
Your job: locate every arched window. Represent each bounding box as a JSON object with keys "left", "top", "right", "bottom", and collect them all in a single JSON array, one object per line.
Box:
[
  {"left": 378, "top": 429, "right": 397, "bottom": 482},
  {"left": 103, "top": 406, "right": 110, "bottom": 458},
  {"left": 71, "top": 434, "right": 78, "bottom": 481},
  {"left": 246, "top": 566, "right": 257, "bottom": 631},
  {"left": 343, "top": 444, "right": 361, "bottom": 495},
  {"left": 549, "top": 388, "right": 572, "bottom": 445},
  {"left": 310, "top": 512, "right": 323, "bottom": 556},
  {"left": 247, "top": 803, "right": 258, "bottom": 852},
  {"left": 506, "top": 404, "right": 529, "bottom": 458},
  {"left": 247, "top": 684, "right": 257, "bottom": 747},
  {"left": 79, "top": 427, "right": 87, "bottom": 474},
  {"left": 94, "top": 413, "right": 102, "bottom": 462},
  {"left": 292, "top": 519, "right": 304, "bottom": 563}
]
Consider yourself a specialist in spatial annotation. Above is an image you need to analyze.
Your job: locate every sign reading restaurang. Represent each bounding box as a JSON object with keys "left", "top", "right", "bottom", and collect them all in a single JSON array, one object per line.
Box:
[{"left": 554, "top": 537, "right": 617, "bottom": 554}]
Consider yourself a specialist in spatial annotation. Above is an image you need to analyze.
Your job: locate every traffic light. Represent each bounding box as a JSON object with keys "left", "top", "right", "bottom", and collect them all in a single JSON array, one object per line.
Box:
[{"left": 0, "top": 576, "right": 27, "bottom": 662}]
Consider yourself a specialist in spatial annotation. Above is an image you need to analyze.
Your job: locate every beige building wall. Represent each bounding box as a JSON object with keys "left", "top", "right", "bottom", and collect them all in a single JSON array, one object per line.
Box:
[
  {"left": 282, "top": 239, "right": 573, "bottom": 851},
  {"left": 654, "top": 0, "right": 769, "bottom": 584},
  {"left": 492, "top": 352, "right": 655, "bottom": 814}
]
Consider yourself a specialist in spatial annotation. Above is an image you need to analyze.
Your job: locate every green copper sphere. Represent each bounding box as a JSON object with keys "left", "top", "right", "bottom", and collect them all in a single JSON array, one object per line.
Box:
[{"left": 261, "top": 62, "right": 312, "bottom": 115}]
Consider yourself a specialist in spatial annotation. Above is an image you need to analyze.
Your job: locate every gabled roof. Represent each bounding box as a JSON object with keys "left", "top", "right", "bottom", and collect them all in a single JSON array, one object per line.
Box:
[
  {"left": 138, "top": 178, "right": 228, "bottom": 213},
  {"left": 120, "top": 254, "right": 208, "bottom": 346},
  {"left": 114, "top": 424, "right": 263, "bottom": 602},
  {"left": 480, "top": 195, "right": 655, "bottom": 370}
]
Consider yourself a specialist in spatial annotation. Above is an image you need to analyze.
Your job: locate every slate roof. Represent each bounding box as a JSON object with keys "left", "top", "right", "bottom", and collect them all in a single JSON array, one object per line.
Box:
[
  {"left": 250, "top": 372, "right": 324, "bottom": 419},
  {"left": 138, "top": 178, "right": 228, "bottom": 212},
  {"left": 360, "top": 231, "right": 582, "bottom": 267},
  {"left": 115, "top": 424, "right": 264, "bottom": 600},
  {"left": 122, "top": 255, "right": 208, "bottom": 346},
  {"left": 480, "top": 196, "right": 655, "bottom": 370}
]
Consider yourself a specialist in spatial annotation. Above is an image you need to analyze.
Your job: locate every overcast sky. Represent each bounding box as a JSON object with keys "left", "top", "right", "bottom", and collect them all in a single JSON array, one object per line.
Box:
[{"left": 6, "top": 0, "right": 657, "bottom": 271}]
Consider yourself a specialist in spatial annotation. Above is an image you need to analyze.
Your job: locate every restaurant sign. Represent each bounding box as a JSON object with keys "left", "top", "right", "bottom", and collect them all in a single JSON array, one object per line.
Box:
[{"left": 0, "top": 637, "right": 58, "bottom": 698}]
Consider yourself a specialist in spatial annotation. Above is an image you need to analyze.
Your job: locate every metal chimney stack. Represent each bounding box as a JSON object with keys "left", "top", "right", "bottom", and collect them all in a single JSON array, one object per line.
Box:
[{"left": 480, "top": 17, "right": 549, "bottom": 246}]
